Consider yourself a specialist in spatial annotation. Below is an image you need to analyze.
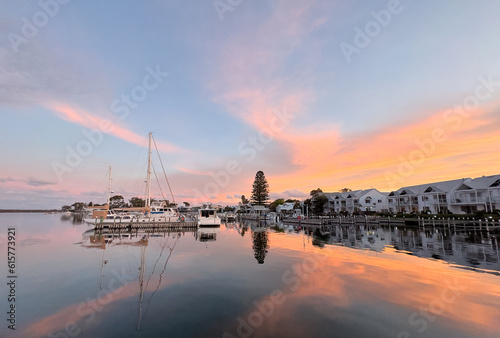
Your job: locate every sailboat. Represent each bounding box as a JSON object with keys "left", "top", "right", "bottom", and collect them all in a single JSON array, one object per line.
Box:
[
  {"left": 135, "top": 132, "right": 180, "bottom": 223},
  {"left": 85, "top": 133, "right": 180, "bottom": 225}
]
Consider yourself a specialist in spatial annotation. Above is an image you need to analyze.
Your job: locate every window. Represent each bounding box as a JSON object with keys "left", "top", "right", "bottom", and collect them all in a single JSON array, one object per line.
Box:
[{"left": 378, "top": 199, "right": 382, "bottom": 203}]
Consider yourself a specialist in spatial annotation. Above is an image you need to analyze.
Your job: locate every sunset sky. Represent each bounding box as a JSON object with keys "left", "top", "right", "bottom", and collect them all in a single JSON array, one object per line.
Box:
[{"left": 1, "top": 0, "right": 500, "bottom": 208}]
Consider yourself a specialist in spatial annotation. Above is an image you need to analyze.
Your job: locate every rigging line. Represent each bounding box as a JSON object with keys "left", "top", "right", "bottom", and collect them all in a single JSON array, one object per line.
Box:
[
  {"left": 143, "top": 235, "right": 180, "bottom": 316},
  {"left": 151, "top": 134, "right": 176, "bottom": 205},
  {"left": 90, "top": 170, "right": 109, "bottom": 203},
  {"left": 152, "top": 163, "right": 167, "bottom": 203},
  {"left": 131, "top": 159, "right": 148, "bottom": 199},
  {"left": 120, "top": 137, "right": 148, "bottom": 194},
  {"left": 144, "top": 236, "right": 170, "bottom": 292}
]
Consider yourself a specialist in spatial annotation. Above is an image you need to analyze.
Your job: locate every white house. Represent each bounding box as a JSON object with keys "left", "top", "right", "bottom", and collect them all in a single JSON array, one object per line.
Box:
[
  {"left": 449, "top": 175, "right": 500, "bottom": 214},
  {"left": 388, "top": 178, "right": 469, "bottom": 214},
  {"left": 250, "top": 205, "right": 269, "bottom": 215},
  {"left": 276, "top": 202, "right": 295, "bottom": 215},
  {"left": 356, "top": 189, "right": 389, "bottom": 213},
  {"left": 323, "top": 193, "right": 340, "bottom": 214},
  {"left": 331, "top": 191, "right": 359, "bottom": 214}
]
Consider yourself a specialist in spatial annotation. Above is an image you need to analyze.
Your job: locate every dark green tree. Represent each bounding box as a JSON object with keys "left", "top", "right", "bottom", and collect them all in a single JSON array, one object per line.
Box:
[
  {"left": 129, "top": 197, "right": 145, "bottom": 207},
  {"left": 183, "top": 202, "right": 190, "bottom": 207},
  {"left": 241, "top": 195, "right": 249, "bottom": 205},
  {"left": 293, "top": 201, "right": 301, "bottom": 210},
  {"left": 269, "top": 198, "right": 285, "bottom": 212},
  {"left": 110, "top": 195, "right": 126, "bottom": 208},
  {"left": 250, "top": 171, "right": 269, "bottom": 206},
  {"left": 312, "top": 195, "right": 328, "bottom": 215},
  {"left": 310, "top": 188, "right": 323, "bottom": 198},
  {"left": 303, "top": 198, "right": 311, "bottom": 214},
  {"left": 71, "top": 202, "right": 86, "bottom": 211},
  {"left": 339, "top": 188, "right": 352, "bottom": 193}
]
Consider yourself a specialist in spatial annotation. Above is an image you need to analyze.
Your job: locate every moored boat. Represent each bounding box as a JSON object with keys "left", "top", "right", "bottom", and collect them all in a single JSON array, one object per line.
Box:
[{"left": 198, "top": 204, "right": 221, "bottom": 227}]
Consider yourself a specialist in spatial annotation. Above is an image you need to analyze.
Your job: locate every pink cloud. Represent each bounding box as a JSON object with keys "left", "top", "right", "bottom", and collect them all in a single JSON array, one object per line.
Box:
[{"left": 47, "top": 102, "right": 182, "bottom": 153}]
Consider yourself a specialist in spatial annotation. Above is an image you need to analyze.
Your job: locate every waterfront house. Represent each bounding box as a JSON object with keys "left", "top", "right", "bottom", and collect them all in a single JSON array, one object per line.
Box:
[
  {"left": 388, "top": 178, "right": 468, "bottom": 214},
  {"left": 323, "top": 193, "right": 340, "bottom": 214},
  {"left": 331, "top": 191, "right": 353, "bottom": 213},
  {"left": 355, "top": 189, "right": 389, "bottom": 213},
  {"left": 250, "top": 205, "right": 270, "bottom": 216},
  {"left": 326, "top": 189, "right": 388, "bottom": 214},
  {"left": 276, "top": 202, "right": 295, "bottom": 215},
  {"left": 449, "top": 175, "right": 500, "bottom": 214}
]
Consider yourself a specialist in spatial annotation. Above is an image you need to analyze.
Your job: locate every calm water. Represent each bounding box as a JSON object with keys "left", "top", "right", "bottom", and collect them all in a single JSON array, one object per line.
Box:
[{"left": 1, "top": 213, "right": 500, "bottom": 338}]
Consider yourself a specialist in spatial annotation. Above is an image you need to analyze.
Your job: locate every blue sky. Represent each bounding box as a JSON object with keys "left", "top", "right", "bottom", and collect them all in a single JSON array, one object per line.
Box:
[{"left": 1, "top": 0, "right": 500, "bottom": 208}]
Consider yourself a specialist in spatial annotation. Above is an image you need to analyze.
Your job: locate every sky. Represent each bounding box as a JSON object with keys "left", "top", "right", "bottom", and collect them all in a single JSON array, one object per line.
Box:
[{"left": 1, "top": 0, "right": 500, "bottom": 209}]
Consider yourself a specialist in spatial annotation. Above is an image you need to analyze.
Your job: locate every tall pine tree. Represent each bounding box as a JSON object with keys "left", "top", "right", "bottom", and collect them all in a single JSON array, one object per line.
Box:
[{"left": 250, "top": 171, "right": 269, "bottom": 205}]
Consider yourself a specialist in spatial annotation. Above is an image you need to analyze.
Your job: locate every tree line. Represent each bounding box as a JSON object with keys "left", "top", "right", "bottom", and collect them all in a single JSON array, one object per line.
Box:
[{"left": 240, "top": 171, "right": 349, "bottom": 216}]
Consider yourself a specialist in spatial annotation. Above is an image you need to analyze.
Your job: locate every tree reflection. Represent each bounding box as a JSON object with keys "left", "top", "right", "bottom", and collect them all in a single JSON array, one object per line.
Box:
[{"left": 252, "top": 231, "right": 269, "bottom": 264}]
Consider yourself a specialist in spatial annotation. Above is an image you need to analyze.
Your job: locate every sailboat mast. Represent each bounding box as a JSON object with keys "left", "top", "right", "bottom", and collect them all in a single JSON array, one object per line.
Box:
[
  {"left": 146, "top": 132, "right": 152, "bottom": 209},
  {"left": 107, "top": 166, "right": 112, "bottom": 207}
]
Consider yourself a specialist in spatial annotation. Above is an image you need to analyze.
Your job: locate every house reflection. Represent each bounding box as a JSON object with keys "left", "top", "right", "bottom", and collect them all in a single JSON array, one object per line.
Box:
[{"left": 306, "top": 225, "right": 500, "bottom": 273}]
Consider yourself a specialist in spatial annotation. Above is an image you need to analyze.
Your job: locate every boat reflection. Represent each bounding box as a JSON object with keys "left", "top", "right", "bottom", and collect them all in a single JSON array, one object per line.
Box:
[
  {"left": 197, "top": 227, "right": 219, "bottom": 242},
  {"left": 79, "top": 227, "right": 190, "bottom": 331}
]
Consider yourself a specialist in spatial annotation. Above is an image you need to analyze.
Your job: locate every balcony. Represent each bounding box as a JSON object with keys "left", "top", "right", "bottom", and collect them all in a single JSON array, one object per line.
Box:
[{"left": 450, "top": 197, "right": 487, "bottom": 204}]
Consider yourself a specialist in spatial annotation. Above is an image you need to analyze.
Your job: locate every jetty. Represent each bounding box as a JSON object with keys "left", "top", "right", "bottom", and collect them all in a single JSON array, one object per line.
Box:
[
  {"left": 281, "top": 215, "right": 500, "bottom": 233},
  {"left": 89, "top": 217, "right": 198, "bottom": 231}
]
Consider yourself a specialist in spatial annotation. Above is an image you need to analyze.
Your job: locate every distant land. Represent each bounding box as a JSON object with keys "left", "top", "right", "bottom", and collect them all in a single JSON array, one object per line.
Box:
[{"left": 0, "top": 209, "right": 62, "bottom": 213}]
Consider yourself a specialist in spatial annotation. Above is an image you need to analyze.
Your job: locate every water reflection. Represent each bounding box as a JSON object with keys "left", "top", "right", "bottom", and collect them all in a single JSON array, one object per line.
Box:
[
  {"left": 60, "top": 211, "right": 84, "bottom": 224},
  {"left": 197, "top": 227, "right": 219, "bottom": 242},
  {"left": 302, "top": 224, "right": 500, "bottom": 273},
  {"left": 5, "top": 213, "right": 499, "bottom": 338},
  {"left": 80, "top": 227, "right": 187, "bottom": 332},
  {"left": 252, "top": 231, "right": 270, "bottom": 264}
]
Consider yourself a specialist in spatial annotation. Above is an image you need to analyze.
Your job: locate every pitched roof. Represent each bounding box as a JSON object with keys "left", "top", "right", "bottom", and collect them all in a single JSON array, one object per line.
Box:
[
  {"left": 463, "top": 175, "right": 500, "bottom": 190},
  {"left": 392, "top": 178, "right": 470, "bottom": 195}
]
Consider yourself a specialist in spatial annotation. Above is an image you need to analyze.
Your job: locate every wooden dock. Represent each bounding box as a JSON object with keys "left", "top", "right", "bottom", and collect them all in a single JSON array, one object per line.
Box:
[
  {"left": 281, "top": 216, "right": 500, "bottom": 233},
  {"left": 91, "top": 219, "right": 198, "bottom": 231}
]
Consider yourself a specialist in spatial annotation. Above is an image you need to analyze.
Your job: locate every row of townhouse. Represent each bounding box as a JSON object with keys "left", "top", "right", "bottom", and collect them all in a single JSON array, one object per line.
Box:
[
  {"left": 387, "top": 175, "right": 500, "bottom": 214},
  {"left": 322, "top": 174, "right": 500, "bottom": 215},
  {"left": 323, "top": 189, "right": 390, "bottom": 214}
]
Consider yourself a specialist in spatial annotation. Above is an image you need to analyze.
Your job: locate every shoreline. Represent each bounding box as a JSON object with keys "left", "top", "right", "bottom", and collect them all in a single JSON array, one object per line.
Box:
[{"left": 0, "top": 210, "right": 61, "bottom": 213}]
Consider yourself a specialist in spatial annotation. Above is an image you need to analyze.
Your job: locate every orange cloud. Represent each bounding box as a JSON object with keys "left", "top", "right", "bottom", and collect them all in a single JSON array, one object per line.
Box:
[{"left": 266, "top": 104, "right": 500, "bottom": 194}]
